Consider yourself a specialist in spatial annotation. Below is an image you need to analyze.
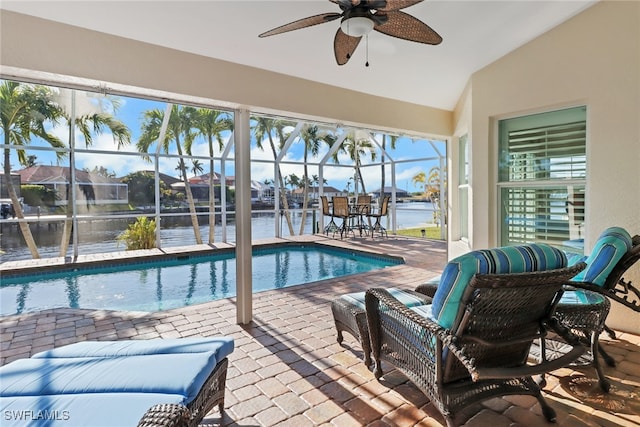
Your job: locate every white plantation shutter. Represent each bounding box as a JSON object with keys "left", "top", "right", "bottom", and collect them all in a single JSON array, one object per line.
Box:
[{"left": 498, "top": 107, "right": 587, "bottom": 246}]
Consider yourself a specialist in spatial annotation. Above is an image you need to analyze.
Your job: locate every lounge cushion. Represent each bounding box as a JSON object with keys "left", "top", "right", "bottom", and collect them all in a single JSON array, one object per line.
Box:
[
  {"left": 571, "top": 226, "right": 632, "bottom": 287},
  {"left": 32, "top": 337, "right": 234, "bottom": 361},
  {"left": 432, "top": 244, "right": 567, "bottom": 329},
  {"left": 0, "top": 393, "right": 184, "bottom": 427},
  {"left": 341, "top": 287, "right": 426, "bottom": 310},
  {"left": 559, "top": 289, "right": 608, "bottom": 306},
  {"left": 0, "top": 338, "right": 234, "bottom": 427},
  {"left": 0, "top": 353, "right": 216, "bottom": 403}
]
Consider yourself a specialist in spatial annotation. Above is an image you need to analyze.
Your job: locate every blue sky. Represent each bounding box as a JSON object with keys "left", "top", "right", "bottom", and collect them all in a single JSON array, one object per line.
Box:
[{"left": 10, "top": 87, "right": 446, "bottom": 193}]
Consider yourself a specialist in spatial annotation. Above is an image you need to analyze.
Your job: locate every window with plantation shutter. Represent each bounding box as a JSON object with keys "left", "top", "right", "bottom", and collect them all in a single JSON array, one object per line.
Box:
[{"left": 498, "top": 107, "right": 586, "bottom": 247}]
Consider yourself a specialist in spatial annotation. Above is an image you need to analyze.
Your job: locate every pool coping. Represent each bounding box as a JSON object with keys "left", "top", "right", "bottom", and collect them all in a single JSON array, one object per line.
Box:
[{"left": 0, "top": 236, "right": 405, "bottom": 279}]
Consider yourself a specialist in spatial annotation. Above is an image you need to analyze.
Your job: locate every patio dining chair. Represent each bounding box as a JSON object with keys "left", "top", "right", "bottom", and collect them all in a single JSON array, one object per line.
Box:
[
  {"left": 332, "top": 196, "right": 356, "bottom": 239},
  {"left": 355, "top": 194, "right": 372, "bottom": 236},
  {"left": 366, "top": 244, "right": 586, "bottom": 427},
  {"left": 366, "top": 195, "right": 390, "bottom": 238},
  {"left": 320, "top": 195, "right": 338, "bottom": 235}
]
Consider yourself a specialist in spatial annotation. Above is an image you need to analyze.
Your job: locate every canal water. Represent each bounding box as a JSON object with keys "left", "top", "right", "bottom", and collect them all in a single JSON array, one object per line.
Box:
[{"left": 0, "top": 203, "right": 436, "bottom": 263}]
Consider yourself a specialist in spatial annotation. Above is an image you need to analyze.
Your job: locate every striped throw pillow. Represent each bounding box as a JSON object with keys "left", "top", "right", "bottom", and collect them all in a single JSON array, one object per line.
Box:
[
  {"left": 572, "top": 227, "right": 632, "bottom": 287},
  {"left": 432, "top": 244, "right": 567, "bottom": 329}
]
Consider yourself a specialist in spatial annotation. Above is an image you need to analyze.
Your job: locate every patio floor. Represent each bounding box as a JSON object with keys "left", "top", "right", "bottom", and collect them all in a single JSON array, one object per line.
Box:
[{"left": 1, "top": 235, "right": 639, "bottom": 426}]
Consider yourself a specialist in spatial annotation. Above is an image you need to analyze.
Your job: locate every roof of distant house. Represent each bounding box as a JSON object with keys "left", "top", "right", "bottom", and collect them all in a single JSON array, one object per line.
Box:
[
  {"left": 291, "top": 186, "right": 342, "bottom": 194},
  {"left": 15, "top": 165, "right": 123, "bottom": 184}
]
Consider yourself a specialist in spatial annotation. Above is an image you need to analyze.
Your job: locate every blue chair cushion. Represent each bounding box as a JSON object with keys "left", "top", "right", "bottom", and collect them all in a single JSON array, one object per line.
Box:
[
  {"left": 341, "top": 287, "right": 426, "bottom": 310},
  {"left": 0, "top": 338, "right": 234, "bottom": 427},
  {"left": 32, "top": 337, "right": 234, "bottom": 361},
  {"left": 0, "top": 352, "right": 216, "bottom": 403},
  {"left": 432, "top": 244, "right": 567, "bottom": 329},
  {"left": 572, "top": 226, "right": 632, "bottom": 287},
  {"left": 0, "top": 393, "right": 184, "bottom": 427},
  {"left": 559, "top": 289, "right": 608, "bottom": 305}
]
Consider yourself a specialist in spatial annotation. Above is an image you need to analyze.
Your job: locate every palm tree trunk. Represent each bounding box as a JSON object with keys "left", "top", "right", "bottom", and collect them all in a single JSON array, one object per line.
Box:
[
  {"left": 176, "top": 142, "right": 203, "bottom": 244},
  {"left": 357, "top": 166, "right": 367, "bottom": 195},
  {"left": 267, "top": 135, "right": 294, "bottom": 235},
  {"left": 298, "top": 154, "right": 310, "bottom": 235},
  {"left": 3, "top": 146, "right": 40, "bottom": 259}
]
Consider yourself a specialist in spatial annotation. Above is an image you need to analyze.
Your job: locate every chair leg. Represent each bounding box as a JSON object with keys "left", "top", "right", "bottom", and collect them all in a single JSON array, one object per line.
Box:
[
  {"left": 535, "top": 389, "right": 557, "bottom": 423},
  {"left": 598, "top": 341, "right": 616, "bottom": 367},
  {"left": 604, "top": 324, "right": 617, "bottom": 339},
  {"left": 324, "top": 218, "right": 338, "bottom": 235},
  {"left": 536, "top": 337, "right": 548, "bottom": 389},
  {"left": 591, "top": 332, "right": 611, "bottom": 392}
]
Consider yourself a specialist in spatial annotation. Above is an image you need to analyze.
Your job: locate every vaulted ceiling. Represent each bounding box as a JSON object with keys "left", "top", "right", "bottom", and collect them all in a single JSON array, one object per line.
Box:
[{"left": 1, "top": 0, "right": 597, "bottom": 110}]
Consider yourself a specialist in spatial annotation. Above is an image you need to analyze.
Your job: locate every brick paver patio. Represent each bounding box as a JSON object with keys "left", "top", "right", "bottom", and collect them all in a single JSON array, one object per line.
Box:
[{"left": 1, "top": 235, "right": 639, "bottom": 426}]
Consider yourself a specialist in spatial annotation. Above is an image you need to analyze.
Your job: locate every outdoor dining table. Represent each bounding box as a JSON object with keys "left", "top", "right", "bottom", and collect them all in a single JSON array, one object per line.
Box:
[{"left": 348, "top": 200, "right": 372, "bottom": 236}]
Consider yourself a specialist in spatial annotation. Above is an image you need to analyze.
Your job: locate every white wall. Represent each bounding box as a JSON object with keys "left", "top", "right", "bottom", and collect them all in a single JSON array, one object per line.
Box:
[{"left": 453, "top": 1, "right": 640, "bottom": 332}]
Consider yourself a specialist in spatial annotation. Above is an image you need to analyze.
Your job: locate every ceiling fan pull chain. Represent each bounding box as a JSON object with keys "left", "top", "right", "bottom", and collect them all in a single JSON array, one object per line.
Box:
[{"left": 365, "top": 34, "right": 370, "bottom": 67}]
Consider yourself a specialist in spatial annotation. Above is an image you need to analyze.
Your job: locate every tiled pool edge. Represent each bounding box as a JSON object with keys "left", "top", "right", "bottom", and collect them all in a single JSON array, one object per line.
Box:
[{"left": 0, "top": 237, "right": 404, "bottom": 280}]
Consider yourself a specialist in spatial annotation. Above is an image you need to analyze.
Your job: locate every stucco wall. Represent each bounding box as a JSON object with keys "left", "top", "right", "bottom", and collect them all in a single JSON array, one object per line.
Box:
[{"left": 456, "top": 1, "right": 640, "bottom": 332}]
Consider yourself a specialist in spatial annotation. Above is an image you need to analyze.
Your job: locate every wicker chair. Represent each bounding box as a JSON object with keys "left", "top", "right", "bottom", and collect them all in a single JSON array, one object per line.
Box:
[
  {"left": 567, "top": 232, "right": 640, "bottom": 336},
  {"left": 416, "top": 229, "right": 640, "bottom": 392},
  {"left": 365, "top": 263, "right": 586, "bottom": 427},
  {"left": 548, "top": 228, "right": 640, "bottom": 391}
]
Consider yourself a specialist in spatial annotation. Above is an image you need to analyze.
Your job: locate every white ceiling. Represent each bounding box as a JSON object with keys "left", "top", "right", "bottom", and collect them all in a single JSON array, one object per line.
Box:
[{"left": 1, "top": 0, "right": 598, "bottom": 111}]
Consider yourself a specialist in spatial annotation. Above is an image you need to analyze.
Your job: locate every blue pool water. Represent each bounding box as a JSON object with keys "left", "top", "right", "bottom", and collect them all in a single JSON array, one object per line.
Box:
[{"left": 0, "top": 245, "right": 401, "bottom": 315}]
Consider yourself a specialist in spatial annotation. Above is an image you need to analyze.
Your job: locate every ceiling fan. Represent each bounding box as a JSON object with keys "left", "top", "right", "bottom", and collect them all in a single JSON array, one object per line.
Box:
[{"left": 259, "top": 0, "right": 442, "bottom": 66}]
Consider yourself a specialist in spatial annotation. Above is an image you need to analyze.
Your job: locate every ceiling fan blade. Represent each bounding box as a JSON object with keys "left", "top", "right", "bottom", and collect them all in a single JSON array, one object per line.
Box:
[
  {"left": 374, "top": 11, "right": 442, "bottom": 45},
  {"left": 377, "top": 0, "right": 423, "bottom": 12},
  {"left": 259, "top": 13, "right": 342, "bottom": 38},
  {"left": 334, "top": 28, "right": 362, "bottom": 65},
  {"left": 330, "top": 0, "right": 362, "bottom": 8}
]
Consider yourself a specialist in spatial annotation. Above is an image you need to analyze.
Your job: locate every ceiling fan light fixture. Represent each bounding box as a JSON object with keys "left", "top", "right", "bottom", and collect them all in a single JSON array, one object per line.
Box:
[{"left": 340, "top": 16, "right": 374, "bottom": 37}]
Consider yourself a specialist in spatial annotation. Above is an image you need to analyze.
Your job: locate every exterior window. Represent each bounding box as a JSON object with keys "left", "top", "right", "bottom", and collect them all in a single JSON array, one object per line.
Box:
[
  {"left": 498, "top": 106, "right": 586, "bottom": 247},
  {"left": 458, "top": 134, "right": 469, "bottom": 240}
]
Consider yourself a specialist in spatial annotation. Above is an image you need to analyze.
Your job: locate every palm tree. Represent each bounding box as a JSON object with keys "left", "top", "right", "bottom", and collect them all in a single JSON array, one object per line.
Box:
[
  {"left": 252, "top": 116, "right": 295, "bottom": 235},
  {"left": 413, "top": 166, "right": 444, "bottom": 225},
  {"left": 191, "top": 109, "right": 232, "bottom": 243},
  {"left": 57, "top": 90, "right": 131, "bottom": 257},
  {"left": 138, "top": 105, "right": 203, "bottom": 244},
  {"left": 342, "top": 131, "right": 377, "bottom": 195},
  {"left": 297, "top": 125, "right": 335, "bottom": 235},
  {"left": 190, "top": 159, "right": 204, "bottom": 177},
  {"left": 0, "top": 81, "right": 64, "bottom": 258}
]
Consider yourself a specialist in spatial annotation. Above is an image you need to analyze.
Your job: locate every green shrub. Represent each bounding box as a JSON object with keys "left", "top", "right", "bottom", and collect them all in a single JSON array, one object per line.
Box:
[{"left": 117, "top": 216, "right": 156, "bottom": 250}]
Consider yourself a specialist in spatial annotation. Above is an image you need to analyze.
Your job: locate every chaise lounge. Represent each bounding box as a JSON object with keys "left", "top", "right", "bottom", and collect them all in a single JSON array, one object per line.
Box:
[{"left": 0, "top": 337, "right": 234, "bottom": 427}]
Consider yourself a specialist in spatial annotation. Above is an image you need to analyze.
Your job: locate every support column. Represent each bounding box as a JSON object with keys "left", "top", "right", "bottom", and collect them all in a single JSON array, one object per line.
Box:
[{"left": 235, "top": 109, "right": 252, "bottom": 324}]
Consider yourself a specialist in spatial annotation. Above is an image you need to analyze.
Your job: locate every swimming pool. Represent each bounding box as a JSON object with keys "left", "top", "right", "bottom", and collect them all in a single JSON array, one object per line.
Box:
[{"left": 0, "top": 244, "right": 402, "bottom": 315}]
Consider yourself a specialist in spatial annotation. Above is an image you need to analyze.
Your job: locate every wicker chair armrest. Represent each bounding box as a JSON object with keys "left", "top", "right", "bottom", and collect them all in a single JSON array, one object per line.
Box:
[
  {"left": 472, "top": 345, "right": 584, "bottom": 381},
  {"left": 137, "top": 403, "right": 191, "bottom": 427},
  {"left": 414, "top": 283, "right": 438, "bottom": 298},
  {"left": 442, "top": 315, "right": 586, "bottom": 382},
  {"left": 366, "top": 287, "right": 449, "bottom": 338},
  {"left": 566, "top": 281, "right": 640, "bottom": 312}
]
